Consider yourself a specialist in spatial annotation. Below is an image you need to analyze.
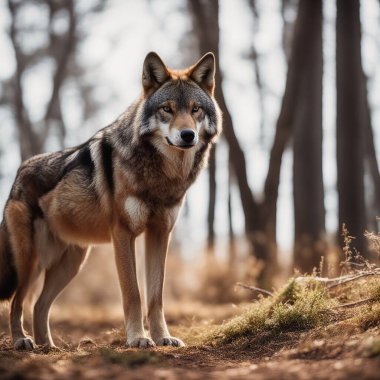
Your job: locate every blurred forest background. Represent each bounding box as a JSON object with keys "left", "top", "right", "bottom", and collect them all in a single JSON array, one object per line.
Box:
[{"left": 0, "top": 0, "right": 379, "bottom": 301}]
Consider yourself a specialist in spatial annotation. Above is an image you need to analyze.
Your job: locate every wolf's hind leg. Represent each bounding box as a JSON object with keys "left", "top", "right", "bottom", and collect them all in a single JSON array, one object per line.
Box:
[
  {"left": 5, "top": 200, "right": 37, "bottom": 350},
  {"left": 11, "top": 288, "right": 36, "bottom": 350},
  {"left": 33, "top": 245, "right": 88, "bottom": 347}
]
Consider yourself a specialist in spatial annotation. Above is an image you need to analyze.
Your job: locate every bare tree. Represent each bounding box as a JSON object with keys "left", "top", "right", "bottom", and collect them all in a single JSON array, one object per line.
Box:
[
  {"left": 2, "top": 0, "right": 107, "bottom": 161},
  {"left": 186, "top": 0, "right": 219, "bottom": 253},
  {"left": 293, "top": 0, "right": 326, "bottom": 272},
  {"left": 336, "top": 0, "right": 367, "bottom": 255},
  {"left": 188, "top": 0, "right": 329, "bottom": 286}
]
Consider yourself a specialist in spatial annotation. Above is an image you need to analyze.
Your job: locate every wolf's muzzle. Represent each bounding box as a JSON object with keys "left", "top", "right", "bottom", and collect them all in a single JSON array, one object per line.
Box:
[
  {"left": 166, "top": 129, "right": 198, "bottom": 149},
  {"left": 180, "top": 129, "right": 196, "bottom": 144}
]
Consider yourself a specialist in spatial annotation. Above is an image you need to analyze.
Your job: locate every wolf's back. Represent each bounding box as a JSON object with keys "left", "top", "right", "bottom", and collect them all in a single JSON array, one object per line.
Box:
[{"left": 0, "top": 221, "right": 17, "bottom": 300}]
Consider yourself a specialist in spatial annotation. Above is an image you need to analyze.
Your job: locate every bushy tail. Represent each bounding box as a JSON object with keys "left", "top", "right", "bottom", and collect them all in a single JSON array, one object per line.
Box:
[{"left": 0, "top": 222, "right": 17, "bottom": 300}]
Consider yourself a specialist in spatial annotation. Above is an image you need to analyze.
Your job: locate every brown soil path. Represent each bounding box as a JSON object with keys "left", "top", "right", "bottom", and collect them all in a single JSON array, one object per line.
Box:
[{"left": 0, "top": 312, "right": 379, "bottom": 380}]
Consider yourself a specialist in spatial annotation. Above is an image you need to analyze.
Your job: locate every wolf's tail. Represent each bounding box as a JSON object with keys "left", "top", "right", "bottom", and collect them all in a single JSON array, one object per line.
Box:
[{"left": 0, "top": 222, "right": 17, "bottom": 300}]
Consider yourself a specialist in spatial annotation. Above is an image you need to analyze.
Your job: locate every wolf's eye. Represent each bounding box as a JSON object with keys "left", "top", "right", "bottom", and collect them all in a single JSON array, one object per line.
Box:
[
  {"left": 192, "top": 106, "right": 200, "bottom": 113},
  {"left": 162, "top": 106, "right": 172, "bottom": 113}
]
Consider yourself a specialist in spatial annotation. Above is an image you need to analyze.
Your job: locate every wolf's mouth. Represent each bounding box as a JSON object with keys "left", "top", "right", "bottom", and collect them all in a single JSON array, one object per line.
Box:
[
  {"left": 166, "top": 137, "right": 174, "bottom": 146},
  {"left": 165, "top": 137, "right": 195, "bottom": 149}
]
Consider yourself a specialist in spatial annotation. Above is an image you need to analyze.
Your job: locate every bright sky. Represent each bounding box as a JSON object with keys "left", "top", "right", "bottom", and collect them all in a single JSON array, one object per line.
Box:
[{"left": 0, "top": 0, "right": 379, "bottom": 262}]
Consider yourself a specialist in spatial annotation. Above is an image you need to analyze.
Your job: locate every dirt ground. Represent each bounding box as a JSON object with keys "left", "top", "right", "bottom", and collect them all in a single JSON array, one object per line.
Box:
[
  {"left": 0, "top": 302, "right": 379, "bottom": 380},
  {"left": 0, "top": 250, "right": 379, "bottom": 379}
]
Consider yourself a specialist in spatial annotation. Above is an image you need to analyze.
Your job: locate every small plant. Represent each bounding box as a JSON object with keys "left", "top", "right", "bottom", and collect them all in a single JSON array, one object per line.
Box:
[
  {"left": 204, "top": 278, "right": 334, "bottom": 345},
  {"left": 203, "top": 228, "right": 380, "bottom": 347},
  {"left": 267, "top": 280, "right": 332, "bottom": 331},
  {"left": 341, "top": 224, "right": 376, "bottom": 272},
  {"left": 365, "top": 227, "right": 380, "bottom": 258}
]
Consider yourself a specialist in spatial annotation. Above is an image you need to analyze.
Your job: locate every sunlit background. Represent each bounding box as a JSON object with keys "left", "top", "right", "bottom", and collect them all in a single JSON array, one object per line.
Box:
[{"left": 0, "top": 0, "right": 379, "bottom": 290}]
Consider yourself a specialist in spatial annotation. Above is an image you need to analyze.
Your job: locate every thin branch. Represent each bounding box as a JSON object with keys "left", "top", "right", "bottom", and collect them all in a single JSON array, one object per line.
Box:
[
  {"left": 8, "top": 0, "right": 41, "bottom": 159},
  {"left": 332, "top": 296, "right": 379, "bottom": 309},
  {"left": 236, "top": 282, "right": 273, "bottom": 297},
  {"left": 295, "top": 269, "right": 380, "bottom": 289},
  {"left": 327, "top": 271, "right": 380, "bottom": 289},
  {"left": 247, "top": 0, "right": 265, "bottom": 142},
  {"left": 41, "top": 0, "right": 77, "bottom": 146}
]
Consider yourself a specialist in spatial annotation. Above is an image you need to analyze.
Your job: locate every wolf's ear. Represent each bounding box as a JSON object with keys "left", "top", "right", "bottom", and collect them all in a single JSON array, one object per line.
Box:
[
  {"left": 142, "top": 52, "right": 170, "bottom": 94},
  {"left": 190, "top": 52, "right": 215, "bottom": 94}
]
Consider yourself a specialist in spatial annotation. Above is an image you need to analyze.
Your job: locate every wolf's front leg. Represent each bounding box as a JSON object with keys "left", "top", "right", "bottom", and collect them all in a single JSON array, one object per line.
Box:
[
  {"left": 112, "top": 225, "right": 155, "bottom": 348},
  {"left": 145, "top": 226, "right": 185, "bottom": 347}
]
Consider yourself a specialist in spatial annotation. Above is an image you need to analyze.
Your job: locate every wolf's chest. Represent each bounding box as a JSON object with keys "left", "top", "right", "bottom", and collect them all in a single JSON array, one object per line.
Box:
[{"left": 122, "top": 194, "right": 182, "bottom": 235}]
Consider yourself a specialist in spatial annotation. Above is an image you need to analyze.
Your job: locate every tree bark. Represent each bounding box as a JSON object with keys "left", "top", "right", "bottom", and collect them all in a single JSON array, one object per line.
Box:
[
  {"left": 336, "top": 0, "right": 367, "bottom": 255},
  {"left": 293, "top": 0, "right": 326, "bottom": 272}
]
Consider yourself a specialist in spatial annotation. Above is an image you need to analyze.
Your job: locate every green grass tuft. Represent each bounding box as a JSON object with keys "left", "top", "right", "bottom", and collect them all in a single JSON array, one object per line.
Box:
[
  {"left": 203, "top": 278, "right": 335, "bottom": 345},
  {"left": 267, "top": 281, "right": 332, "bottom": 331}
]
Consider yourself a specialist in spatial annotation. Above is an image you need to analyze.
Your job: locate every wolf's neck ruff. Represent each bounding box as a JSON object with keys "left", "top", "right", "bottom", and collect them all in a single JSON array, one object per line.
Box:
[{"left": 0, "top": 52, "right": 222, "bottom": 351}]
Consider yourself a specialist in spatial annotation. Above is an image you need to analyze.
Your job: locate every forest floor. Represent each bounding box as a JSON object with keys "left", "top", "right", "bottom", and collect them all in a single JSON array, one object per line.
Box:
[
  {"left": 0, "top": 299, "right": 379, "bottom": 380},
  {"left": 1, "top": 242, "right": 380, "bottom": 380}
]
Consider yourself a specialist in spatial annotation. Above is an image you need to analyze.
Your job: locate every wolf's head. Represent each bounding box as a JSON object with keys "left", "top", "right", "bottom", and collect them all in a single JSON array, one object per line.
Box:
[{"left": 139, "top": 52, "right": 222, "bottom": 151}]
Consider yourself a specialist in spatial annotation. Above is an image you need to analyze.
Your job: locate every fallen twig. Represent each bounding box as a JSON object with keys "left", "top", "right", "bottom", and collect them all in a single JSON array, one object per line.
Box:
[
  {"left": 236, "top": 282, "right": 273, "bottom": 297},
  {"left": 327, "top": 271, "right": 380, "bottom": 289},
  {"left": 332, "top": 296, "right": 379, "bottom": 309},
  {"left": 295, "top": 269, "right": 380, "bottom": 289}
]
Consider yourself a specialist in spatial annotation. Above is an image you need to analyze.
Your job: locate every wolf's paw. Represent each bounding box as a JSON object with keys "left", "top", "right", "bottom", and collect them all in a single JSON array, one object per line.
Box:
[
  {"left": 14, "top": 337, "right": 35, "bottom": 351},
  {"left": 155, "top": 336, "right": 185, "bottom": 347},
  {"left": 128, "top": 337, "right": 156, "bottom": 349}
]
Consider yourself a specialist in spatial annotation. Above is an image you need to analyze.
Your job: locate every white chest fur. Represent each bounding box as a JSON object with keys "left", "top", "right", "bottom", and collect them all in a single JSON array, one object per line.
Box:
[
  {"left": 124, "top": 196, "right": 150, "bottom": 233},
  {"left": 122, "top": 195, "right": 183, "bottom": 235}
]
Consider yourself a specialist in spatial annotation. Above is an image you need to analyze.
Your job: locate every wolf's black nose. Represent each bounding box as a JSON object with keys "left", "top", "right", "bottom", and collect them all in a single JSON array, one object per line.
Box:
[{"left": 181, "top": 130, "right": 195, "bottom": 143}]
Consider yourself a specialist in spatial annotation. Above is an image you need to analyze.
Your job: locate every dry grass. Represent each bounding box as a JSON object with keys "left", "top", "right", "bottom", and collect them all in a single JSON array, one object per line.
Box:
[
  {"left": 201, "top": 277, "right": 336, "bottom": 345},
  {"left": 197, "top": 227, "right": 380, "bottom": 349}
]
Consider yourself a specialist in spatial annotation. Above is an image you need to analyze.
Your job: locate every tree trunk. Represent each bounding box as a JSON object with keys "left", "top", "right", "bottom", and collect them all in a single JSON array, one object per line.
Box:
[
  {"left": 188, "top": 3, "right": 258, "bottom": 226},
  {"left": 188, "top": 0, "right": 326, "bottom": 287},
  {"left": 256, "top": 0, "right": 322, "bottom": 281},
  {"left": 336, "top": 0, "right": 367, "bottom": 255},
  {"left": 188, "top": 0, "right": 257, "bottom": 243},
  {"left": 362, "top": 74, "right": 380, "bottom": 231},
  {"left": 293, "top": 0, "right": 326, "bottom": 272},
  {"left": 207, "top": 145, "right": 216, "bottom": 251}
]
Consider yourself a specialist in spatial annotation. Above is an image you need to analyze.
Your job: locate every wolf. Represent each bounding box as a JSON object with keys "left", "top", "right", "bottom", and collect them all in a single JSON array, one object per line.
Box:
[{"left": 0, "top": 52, "right": 222, "bottom": 350}]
